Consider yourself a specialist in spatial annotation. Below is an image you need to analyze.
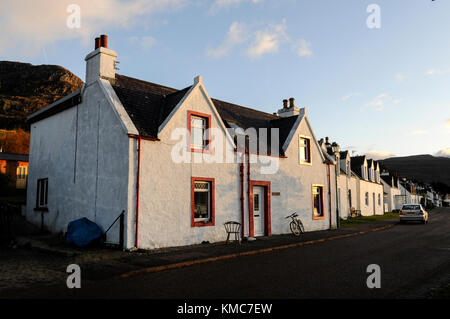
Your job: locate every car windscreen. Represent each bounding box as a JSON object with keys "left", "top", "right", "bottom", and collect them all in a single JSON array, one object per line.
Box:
[{"left": 402, "top": 205, "right": 420, "bottom": 210}]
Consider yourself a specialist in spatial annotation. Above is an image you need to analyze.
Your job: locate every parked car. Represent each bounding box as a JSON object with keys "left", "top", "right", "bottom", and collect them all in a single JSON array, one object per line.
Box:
[{"left": 399, "top": 204, "right": 428, "bottom": 224}]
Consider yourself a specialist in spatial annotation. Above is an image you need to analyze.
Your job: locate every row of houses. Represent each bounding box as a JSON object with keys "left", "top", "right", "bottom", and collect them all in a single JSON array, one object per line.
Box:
[{"left": 22, "top": 35, "right": 444, "bottom": 250}]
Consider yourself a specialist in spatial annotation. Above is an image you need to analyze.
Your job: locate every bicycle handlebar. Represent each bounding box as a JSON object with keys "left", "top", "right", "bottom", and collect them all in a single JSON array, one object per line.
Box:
[{"left": 286, "top": 212, "right": 298, "bottom": 219}]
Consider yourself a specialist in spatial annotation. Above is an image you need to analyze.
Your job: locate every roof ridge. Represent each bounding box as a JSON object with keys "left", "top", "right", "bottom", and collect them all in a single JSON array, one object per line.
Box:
[
  {"left": 212, "top": 98, "right": 278, "bottom": 119},
  {"left": 116, "top": 73, "right": 278, "bottom": 119},
  {"left": 115, "top": 73, "right": 179, "bottom": 93}
]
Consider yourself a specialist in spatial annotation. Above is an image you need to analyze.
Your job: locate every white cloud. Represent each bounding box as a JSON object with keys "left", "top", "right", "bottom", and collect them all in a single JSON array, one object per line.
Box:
[
  {"left": 294, "top": 39, "right": 312, "bottom": 57},
  {"left": 208, "top": 19, "right": 311, "bottom": 59},
  {"left": 206, "top": 22, "right": 248, "bottom": 58},
  {"left": 365, "top": 151, "right": 395, "bottom": 160},
  {"left": 365, "top": 93, "right": 401, "bottom": 111},
  {"left": 0, "top": 0, "right": 185, "bottom": 58},
  {"left": 395, "top": 73, "right": 406, "bottom": 82},
  {"left": 341, "top": 92, "right": 360, "bottom": 101},
  {"left": 210, "top": 0, "right": 262, "bottom": 13},
  {"left": 435, "top": 148, "right": 450, "bottom": 158},
  {"left": 246, "top": 20, "right": 288, "bottom": 58},
  {"left": 426, "top": 68, "right": 450, "bottom": 76},
  {"left": 445, "top": 119, "right": 450, "bottom": 128},
  {"left": 129, "top": 36, "right": 157, "bottom": 50},
  {"left": 409, "top": 130, "right": 425, "bottom": 136}
]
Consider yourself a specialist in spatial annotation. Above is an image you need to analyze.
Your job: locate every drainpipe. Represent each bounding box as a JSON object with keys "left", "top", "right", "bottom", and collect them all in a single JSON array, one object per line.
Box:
[
  {"left": 335, "top": 163, "right": 340, "bottom": 228},
  {"left": 247, "top": 146, "right": 252, "bottom": 238},
  {"left": 326, "top": 163, "right": 332, "bottom": 229},
  {"left": 240, "top": 160, "right": 245, "bottom": 240},
  {"left": 135, "top": 136, "right": 141, "bottom": 248}
]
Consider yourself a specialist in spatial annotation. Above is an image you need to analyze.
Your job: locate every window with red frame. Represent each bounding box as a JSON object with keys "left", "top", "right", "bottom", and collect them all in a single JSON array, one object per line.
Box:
[
  {"left": 188, "top": 111, "right": 210, "bottom": 151},
  {"left": 192, "top": 177, "right": 215, "bottom": 226}
]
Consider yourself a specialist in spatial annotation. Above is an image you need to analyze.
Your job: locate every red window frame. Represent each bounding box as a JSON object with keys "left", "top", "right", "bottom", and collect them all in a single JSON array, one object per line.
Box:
[
  {"left": 191, "top": 177, "right": 215, "bottom": 227},
  {"left": 188, "top": 111, "right": 211, "bottom": 153}
]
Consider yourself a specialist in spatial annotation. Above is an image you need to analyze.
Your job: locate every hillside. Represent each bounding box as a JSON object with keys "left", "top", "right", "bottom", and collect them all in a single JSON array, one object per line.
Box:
[
  {"left": 379, "top": 155, "right": 450, "bottom": 188},
  {"left": 0, "top": 61, "right": 83, "bottom": 130}
]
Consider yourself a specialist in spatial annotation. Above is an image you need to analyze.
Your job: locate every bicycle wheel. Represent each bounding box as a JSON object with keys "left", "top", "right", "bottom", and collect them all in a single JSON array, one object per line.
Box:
[{"left": 290, "top": 220, "right": 301, "bottom": 236}]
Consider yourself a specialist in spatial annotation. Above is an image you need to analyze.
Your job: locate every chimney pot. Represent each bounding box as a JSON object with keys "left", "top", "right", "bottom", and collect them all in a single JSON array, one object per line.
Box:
[
  {"left": 100, "top": 34, "right": 108, "bottom": 48},
  {"left": 95, "top": 37, "right": 101, "bottom": 49},
  {"left": 283, "top": 99, "right": 288, "bottom": 109},
  {"left": 289, "top": 97, "right": 295, "bottom": 108}
]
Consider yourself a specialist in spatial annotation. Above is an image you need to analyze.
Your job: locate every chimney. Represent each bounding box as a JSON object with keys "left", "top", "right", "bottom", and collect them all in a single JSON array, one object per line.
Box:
[
  {"left": 277, "top": 97, "right": 300, "bottom": 118},
  {"left": 85, "top": 34, "right": 117, "bottom": 85},
  {"left": 289, "top": 97, "right": 295, "bottom": 108}
]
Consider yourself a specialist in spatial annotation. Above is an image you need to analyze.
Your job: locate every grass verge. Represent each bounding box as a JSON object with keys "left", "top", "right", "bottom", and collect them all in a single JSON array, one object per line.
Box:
[{"left": 339, "top": 212, "right": 398, "bottom": 227}]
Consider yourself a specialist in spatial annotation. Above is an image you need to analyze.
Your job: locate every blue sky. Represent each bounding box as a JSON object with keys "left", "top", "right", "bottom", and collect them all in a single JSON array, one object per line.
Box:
[{"left": 1, "top": 0, "right": 449, "bottom": 159}]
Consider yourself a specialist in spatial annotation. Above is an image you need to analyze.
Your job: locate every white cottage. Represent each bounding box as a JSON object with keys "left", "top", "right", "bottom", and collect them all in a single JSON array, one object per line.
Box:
[
  {"left": 349, "top": 156, "right": 384, "bottom": 216},
  {"left": 26, "top": 36, "right": 337, "bottom": 249},
  {"left": 380, "top": 174, "right": 402, "bottom": 212}
]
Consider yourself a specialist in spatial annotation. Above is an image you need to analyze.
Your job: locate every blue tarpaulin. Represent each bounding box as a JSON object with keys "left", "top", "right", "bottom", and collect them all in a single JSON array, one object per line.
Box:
[{"left": 66, "top": 218, "right": 103, "bottom": 247}]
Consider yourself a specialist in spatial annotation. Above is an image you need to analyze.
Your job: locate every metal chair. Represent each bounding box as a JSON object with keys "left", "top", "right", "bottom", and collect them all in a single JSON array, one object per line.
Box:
[{"left": 224, "top": 221, "right": 241, "bottom": 245}]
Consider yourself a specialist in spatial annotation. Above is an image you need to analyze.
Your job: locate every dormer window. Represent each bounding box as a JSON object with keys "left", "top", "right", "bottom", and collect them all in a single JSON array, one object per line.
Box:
[{"left": 188, "top": 111, "right": 211, "bottom": 152}]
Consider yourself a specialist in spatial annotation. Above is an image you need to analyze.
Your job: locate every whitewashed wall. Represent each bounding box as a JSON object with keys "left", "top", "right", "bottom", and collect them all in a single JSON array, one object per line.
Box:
[
  {"left": 132, "top": 82, "right": 337, "bottom": 249},
  {"left": 250, "top": 116, "right": 337, "bottom": 235},
  {"left": 357, "top": 179, "right": 384, "bottom": 216},
  {"left": 26, "top": 81, "right": 131, "bottom": 245}
]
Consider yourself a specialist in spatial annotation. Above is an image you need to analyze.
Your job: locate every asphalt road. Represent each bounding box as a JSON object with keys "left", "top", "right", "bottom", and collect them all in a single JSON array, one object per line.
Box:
[{"left": 6, "top": 207, "right": 450, "bottom": 299}]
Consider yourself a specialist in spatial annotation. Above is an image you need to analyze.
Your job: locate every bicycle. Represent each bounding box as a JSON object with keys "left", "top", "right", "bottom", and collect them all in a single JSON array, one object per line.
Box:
[{"left": 286, "top": 212, "right": 305, "bottom": 236}]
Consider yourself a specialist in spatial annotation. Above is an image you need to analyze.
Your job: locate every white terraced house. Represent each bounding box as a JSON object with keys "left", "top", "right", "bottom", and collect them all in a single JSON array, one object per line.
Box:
[
  {"left": 319, "top": 139, "right": 384, "bottom": 218},
  {"left": 349, "top": 156, "right": 384, "bottom": 216},
  {"left": 25, "top": 36, "right": 338, "bottom": 249},
  {"left": 380, "top": 173, "right": 402, "bottom": 212}
]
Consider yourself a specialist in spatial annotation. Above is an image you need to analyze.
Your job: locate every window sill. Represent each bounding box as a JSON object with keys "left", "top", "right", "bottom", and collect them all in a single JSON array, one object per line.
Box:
[
  {"left": 313, "top": 216, "right": 325, "bottom": 220},
  {"left": 192, "top": 220, "right": 214, "bottom": 227},
  {"left": 34, "top": 207, "right": 48, "bottom": 212},
  {"left": 300, "top": 161, "right": 312, "bottom": 166}
]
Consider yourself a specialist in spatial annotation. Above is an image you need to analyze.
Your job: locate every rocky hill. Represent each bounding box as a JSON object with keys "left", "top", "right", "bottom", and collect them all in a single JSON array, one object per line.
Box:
[
  {"left": 0, "top": 61, "right": 83, "bottom": 130},
  {"left": 379, "top": 154, "right": 450, "bottom": 189}
]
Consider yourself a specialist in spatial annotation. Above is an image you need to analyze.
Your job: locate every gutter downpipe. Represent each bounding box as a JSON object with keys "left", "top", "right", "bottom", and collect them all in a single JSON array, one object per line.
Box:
[
  {"left": 326, "top": 163, "right": 333, "bottom": 230},
  {"left": 135, "top": 135, "right": 141, "bottom": 248},
  {"left": 247, "top": 146, "right": 252, "bottom": 239},
  {"left": 240, "top": 159, "right": 245, "bottom": 240},
  {"left": 335, "top": 162, "right": 340, "bottom": 228}
]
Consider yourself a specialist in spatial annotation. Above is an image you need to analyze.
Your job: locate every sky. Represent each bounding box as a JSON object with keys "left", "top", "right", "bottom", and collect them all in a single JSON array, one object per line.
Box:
[{"left": 1, "top": 0, "right": 449, "bottom": 159}]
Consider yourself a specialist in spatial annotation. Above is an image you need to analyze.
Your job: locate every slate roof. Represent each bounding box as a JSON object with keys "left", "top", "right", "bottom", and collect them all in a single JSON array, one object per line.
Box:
[
  {"left": 27, "top": 73, "right": 303, "bottom": 157},
  {"left": 110, "top": 74, "right": 191, "bottom": 138},
  {"left": 340, "top": 150, "right": 349, "bottom": 159},
  {"left": 110, "top": 74, "right": 300, "bottom": 156},
  {"left": 350, "top": 156, "right": 366, "bottom": 178},
  {"left": 381, "top": 174, "right": 394, "bottom": 187}
]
